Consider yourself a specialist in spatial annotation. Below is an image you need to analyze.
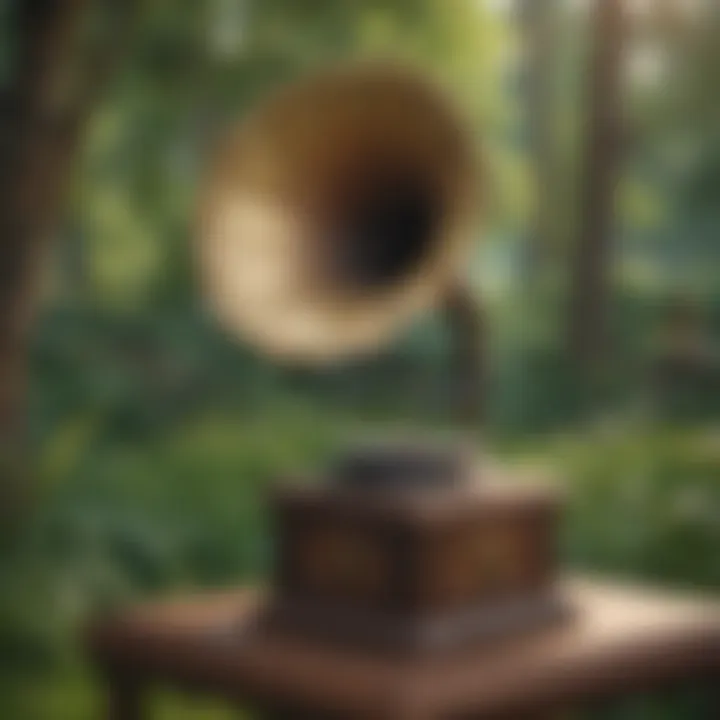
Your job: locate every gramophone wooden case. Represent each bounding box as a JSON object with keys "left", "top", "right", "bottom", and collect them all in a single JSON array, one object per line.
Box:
[{"left": 265, "top": 447, "right": 567, "bottom": 653}]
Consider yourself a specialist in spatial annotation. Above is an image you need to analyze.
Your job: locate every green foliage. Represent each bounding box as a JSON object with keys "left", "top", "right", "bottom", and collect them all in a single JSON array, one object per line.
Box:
[
  {"left": 3, "top": 1, "right": 720, "bottom": 718},
  {"left": 3, "top": 402, "right": 719, "bottom": 717},
  {"left": 555, "top": 427, "right": 720, "bottom": 588}
]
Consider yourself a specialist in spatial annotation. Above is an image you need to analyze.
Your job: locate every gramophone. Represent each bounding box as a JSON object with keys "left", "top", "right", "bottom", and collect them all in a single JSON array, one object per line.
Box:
[{"left": 196, "top": 62, "right": 567, "bottom": 653}]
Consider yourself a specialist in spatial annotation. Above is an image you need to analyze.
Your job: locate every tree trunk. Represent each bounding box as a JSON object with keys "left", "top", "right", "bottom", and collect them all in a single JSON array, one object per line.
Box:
[
  {"left": 567, "top": 0, "right": 626, "bottom": 378},
  {"left": 517, "top": 0, "right": 560, "bottom": 285},
  {"left": 0, "top": 0, "right": 137, "bottom": 517}
]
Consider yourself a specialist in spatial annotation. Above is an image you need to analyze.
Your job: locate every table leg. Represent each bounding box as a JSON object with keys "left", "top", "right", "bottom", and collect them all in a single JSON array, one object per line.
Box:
[{"left": 107, "top": 678, "right": 144, "bottom": 720}]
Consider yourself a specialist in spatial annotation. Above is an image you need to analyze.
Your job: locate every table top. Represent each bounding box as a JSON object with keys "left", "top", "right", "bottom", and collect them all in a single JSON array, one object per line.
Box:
[{"left": 88, "top": 577, "right": 720, "bottom": 718}]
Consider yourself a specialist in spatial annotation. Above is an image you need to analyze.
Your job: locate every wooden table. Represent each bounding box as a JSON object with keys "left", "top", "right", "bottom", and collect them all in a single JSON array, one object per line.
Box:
[{"left": 87, "top": 577, "right": 720, "bottom": 719}]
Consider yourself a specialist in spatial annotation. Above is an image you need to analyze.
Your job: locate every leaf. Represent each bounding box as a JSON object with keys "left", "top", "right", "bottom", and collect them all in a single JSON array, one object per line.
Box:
[{"left": 38, "top": 414, "right": 100, "bottom": 489}]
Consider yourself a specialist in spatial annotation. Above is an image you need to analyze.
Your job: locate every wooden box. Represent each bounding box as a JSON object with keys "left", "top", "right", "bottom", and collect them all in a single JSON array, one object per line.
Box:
[{"left": 264, "top": 445, "right": 567, "bottom": 653}]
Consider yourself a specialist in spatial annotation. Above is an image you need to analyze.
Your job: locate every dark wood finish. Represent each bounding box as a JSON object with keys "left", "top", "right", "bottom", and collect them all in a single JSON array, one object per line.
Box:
[
  {"left": 88, "top": 578, "right": 720, "bottom": 719},
  {"left": 269, "top": 472, "right": 564, "bottom": 652}
]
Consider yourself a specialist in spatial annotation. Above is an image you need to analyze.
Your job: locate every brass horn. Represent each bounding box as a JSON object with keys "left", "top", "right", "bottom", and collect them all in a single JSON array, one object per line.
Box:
[{"left": 197, "top": 62, "right": 481, "bottom": 364}]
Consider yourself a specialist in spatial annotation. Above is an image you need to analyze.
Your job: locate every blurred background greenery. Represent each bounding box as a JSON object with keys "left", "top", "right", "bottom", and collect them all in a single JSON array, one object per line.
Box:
[{"left": 1, "top": 0, "right": 719, "bottom": 717}]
